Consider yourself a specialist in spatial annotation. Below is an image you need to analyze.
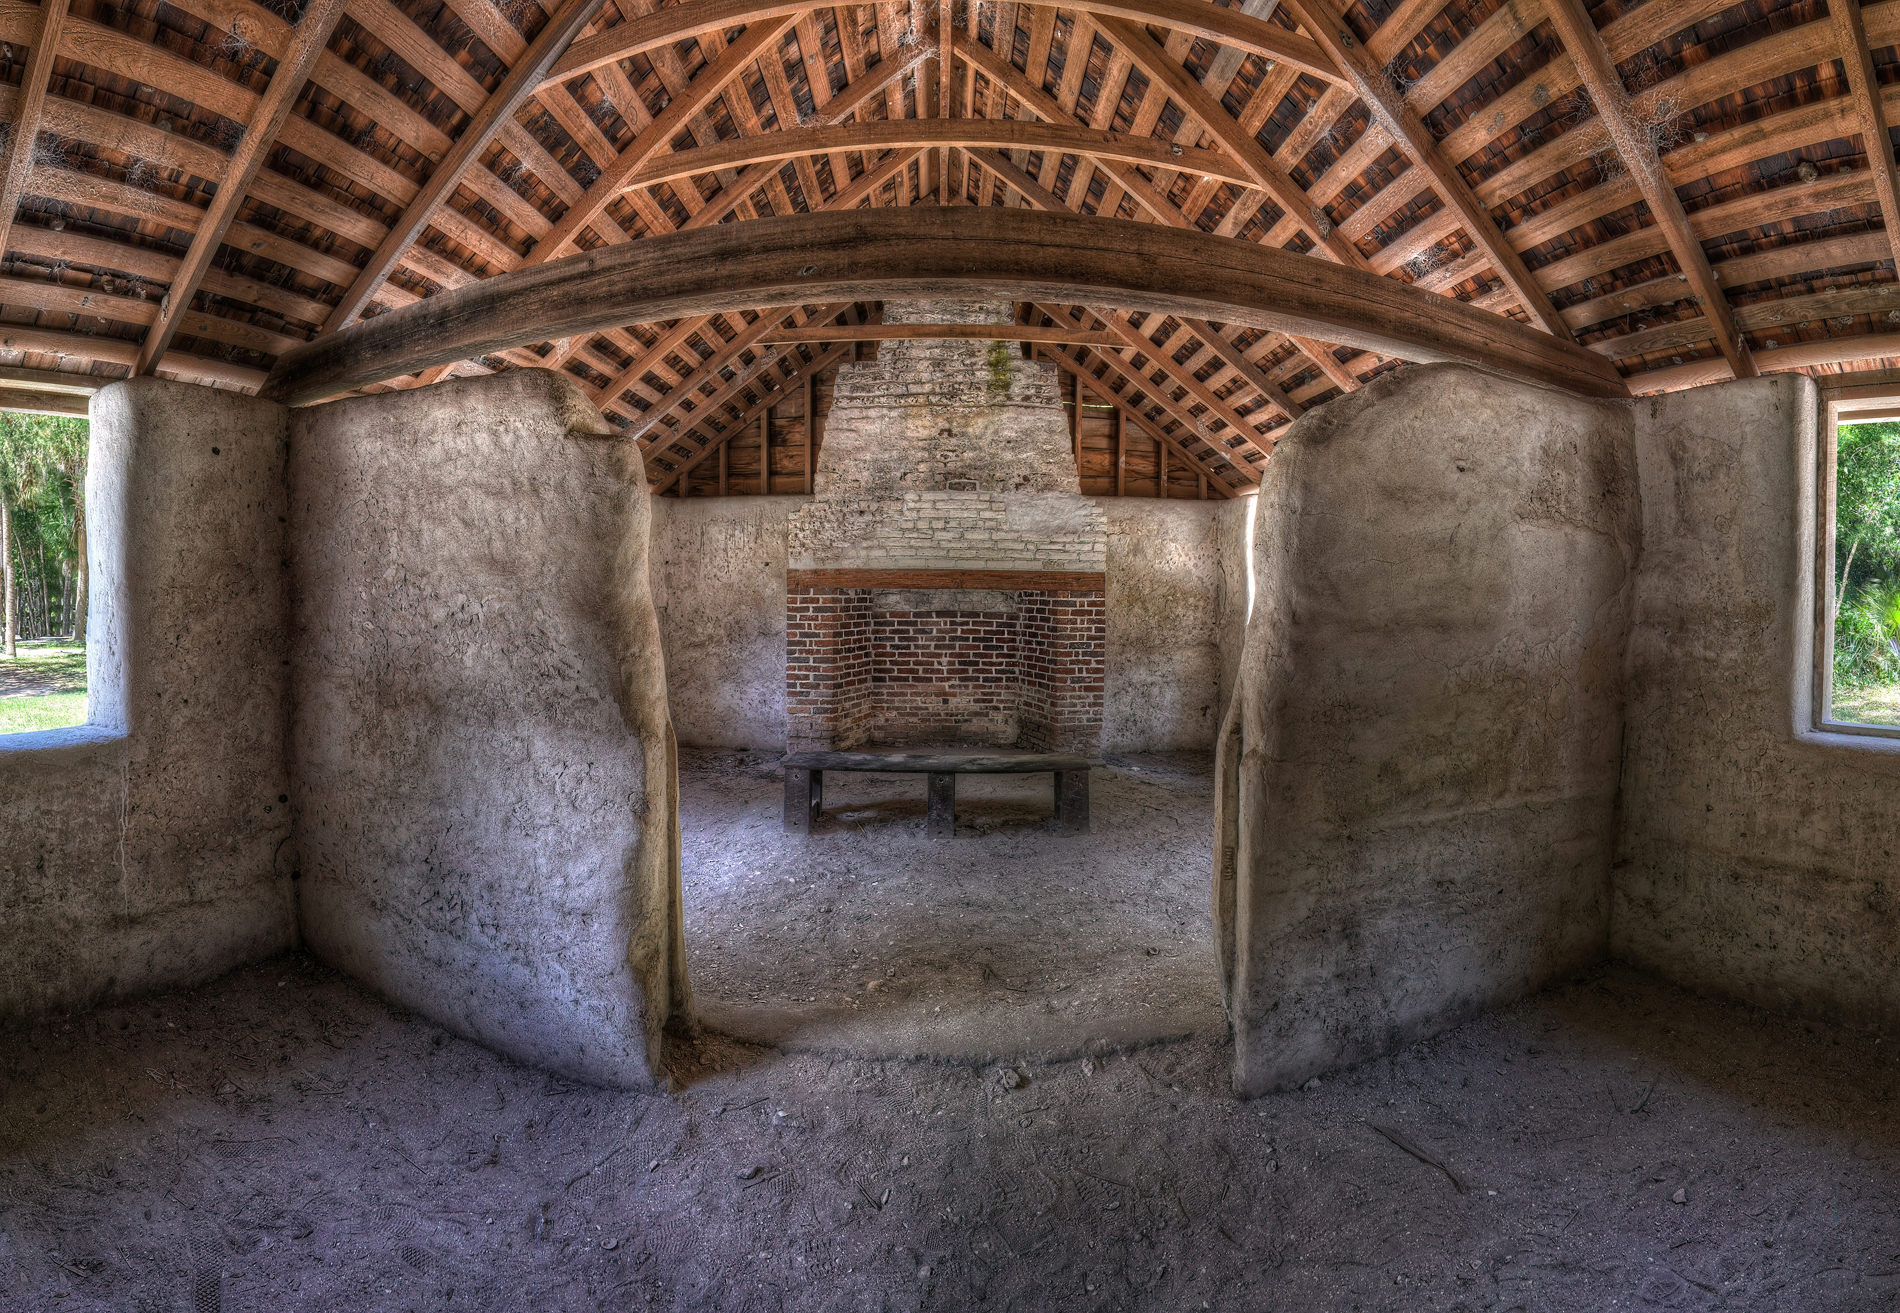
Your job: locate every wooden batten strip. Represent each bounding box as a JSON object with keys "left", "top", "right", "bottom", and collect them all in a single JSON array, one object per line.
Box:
[
  {"left": 137, "top": 0, "right": 350, "bottom": 374},
  {"left": 1542, "top": 0, "right": 1754, "bottom": 381},
  {"left": 321, "top": 0, "right": 608, "bottom": 333},
  {"left": 0, "top": 0, "right": 72, "bottom": 266}
]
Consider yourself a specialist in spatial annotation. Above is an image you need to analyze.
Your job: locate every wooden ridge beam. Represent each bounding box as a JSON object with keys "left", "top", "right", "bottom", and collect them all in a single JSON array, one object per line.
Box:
[
  {"left": 0, "top": 0, "right": 71, "bottom": 267},
  {"left": 258, "top": 208, "right": 1630, "bottom": 408},
  {"left": 649, "top": 341, "right": 855, "bottom": 493},
  {"left": 545, "top": 0, "right": 1347, "bottom": 94},
  {"left": 1541, "top": 0, "right": 1754, "bottom": 380},
  {"left": 319, "top": 0, "right": 609, "bottom": 334},
  {"left": 1278, "top": 0, "right": 1575, "bottom": 340},
  {"left": 136, "top": 0, "right": 349, "bottom": 373}
]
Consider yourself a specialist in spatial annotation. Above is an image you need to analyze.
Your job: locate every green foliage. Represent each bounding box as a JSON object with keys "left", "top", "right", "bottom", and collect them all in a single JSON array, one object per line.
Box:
[
  {"left": 1835, "top": 421, "right": 1900, "bottom": 594},
  {"left": 1834, "top": 581, "right": 1900, "bottom": 687},
  {"left": 0, "top": 691, "right": 87, "bottom": 735},
  {"left": 0, "top": 411, "right": 89, "bottom": 643}
]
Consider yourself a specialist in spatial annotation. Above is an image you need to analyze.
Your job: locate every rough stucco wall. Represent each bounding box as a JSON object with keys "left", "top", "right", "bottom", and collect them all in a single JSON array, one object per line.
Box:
[
  {"left": 1216, "top": 364, "right": 1640, "bottom": 1096},
  {"left": 1215, "top": 495, "right": 1254, "bottom": 722},
  {"left": 1100, "top": 499, "right": 1232, "bottom": 752},
  {"left": 648, "top": 495, "right": 796, "bottom": 750},
  {"left": 0, "top": 378, "right": 294, "bottom": 1021},
  {"left": 290, "top": 370, "right": 680, "bottom": 1089},
  {"left": 1614, "top": 374, "right": 1900, "bottom": 1031}
]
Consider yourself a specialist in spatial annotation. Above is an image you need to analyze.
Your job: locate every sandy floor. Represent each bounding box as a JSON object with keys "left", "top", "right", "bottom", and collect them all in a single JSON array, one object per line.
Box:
[
  {"left": 3, "top": 956, "right": 1897, "bottom": 1311},
  {"left": 679, "top": 749, "right": 1223, "bottom": 1061}
]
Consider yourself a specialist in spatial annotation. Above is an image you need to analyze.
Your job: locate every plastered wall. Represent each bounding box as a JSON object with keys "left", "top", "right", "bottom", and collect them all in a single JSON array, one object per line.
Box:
[
  {"left": 1216, "top": 364, "right": 1640, "bottom": 1095},
  {"left": 1614, "top": 375, "right": 1900, "bottom": 1032},
  {"left": 649, "top": 495, "right": 1249, "bottom": 752},
  {"left": 289, "top": 371, "right": 681, "bottom": 1088},
  {"left": 0, "top": 379, "right": 295, "bottom": 1022}
]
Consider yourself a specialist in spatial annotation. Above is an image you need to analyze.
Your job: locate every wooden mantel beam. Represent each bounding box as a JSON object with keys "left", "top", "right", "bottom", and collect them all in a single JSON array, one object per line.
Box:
[
  {"left": 1540, "top": 0, "right": 1756, "bottom": 379},
  {"left": 260, "top": 208, "right": 1630, "bottom": 407}
]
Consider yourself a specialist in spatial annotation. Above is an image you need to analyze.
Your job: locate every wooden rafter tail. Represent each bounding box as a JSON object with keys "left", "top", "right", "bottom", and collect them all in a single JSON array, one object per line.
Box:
[
  {"left": 0, "top": 0, "right": 72, "bottom": 267},
  {"left": 136, "top": 0, "right": 350, "bottom": 375},
  {"left": 649, "top": 341, "right": 856, "bottom": 494},
  {"left": 1830, "top": 0, "right": 1900, "bottom": 277},
  {"left": 1540, "top": 0, "right": 1754, "bottom": 380},
  {"left": 1276, "top": 0, "right": 1577, "bottom": 342}
]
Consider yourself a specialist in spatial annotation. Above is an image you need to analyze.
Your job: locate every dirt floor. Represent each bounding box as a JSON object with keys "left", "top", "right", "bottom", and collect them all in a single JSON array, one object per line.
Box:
[
  {"left": 2, "top": 950, "right": 1898, "bottom": 1312},
  {"left": 679, "top": 749, "right": 1223, "bottom": 1061}
]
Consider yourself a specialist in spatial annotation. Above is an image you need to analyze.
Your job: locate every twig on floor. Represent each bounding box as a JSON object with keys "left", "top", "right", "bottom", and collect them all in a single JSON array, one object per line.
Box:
[{"left": 1369, "top": 1122, "right": 1467, "bottom": 1194}]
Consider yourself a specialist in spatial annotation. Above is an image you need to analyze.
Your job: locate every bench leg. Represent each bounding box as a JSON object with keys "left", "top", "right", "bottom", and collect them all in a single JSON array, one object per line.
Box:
[
  {"left": 926, "top": 772, "right": 956, "bottom": 839},
  {"left": 1054, "top": 769, "right": 1090, "bottom": 834},
  {"left": 784, "top": 768, "right": 823, "bottom": 834}
]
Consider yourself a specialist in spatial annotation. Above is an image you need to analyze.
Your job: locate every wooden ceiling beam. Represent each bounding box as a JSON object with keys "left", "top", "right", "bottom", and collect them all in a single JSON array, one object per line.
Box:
[
  {"left": 0, "top": 0, "right": 72, "bottom": 268},
  {"left": 1278, "top": 0, "right": 1576, "bottom": 340},
  {"left": 621, "top": 118, "right": 1252, "bottom": 192},
  {"left": 762, "top": 323, "right": 1124, "bottom": 347},
  {"left": 1831, "top": 0, "right": 1900, "bottom": 278},
  {"left": 1094, "top": 16, "right": 1365, "bottom": 271},
  {"left": 135, "top": 0, "right": 350, "bottom": 373},
  {"left": 1030, "top": 330, "right": 1251, "bottom": 489},
  {"left": 634, "top": 301, "right": 855, "bottom": 445},
  {"left": 319, "top": 0, "right": 609, "bottom": 334},
  {"left": 648, "top": 341, "right": 855, "bottom": 493},
  {"left": 545, "top": 0, "right": 1347, "bottom": 94},
  {"left": 526, "top": 15, "right": 801, "bottom": 266},
  {"left": 1541, "top": 0, "right": 1754, "bottom": 380},
  {"left": 1084, "top": 307, "right": 1276, "bottom": 462}
]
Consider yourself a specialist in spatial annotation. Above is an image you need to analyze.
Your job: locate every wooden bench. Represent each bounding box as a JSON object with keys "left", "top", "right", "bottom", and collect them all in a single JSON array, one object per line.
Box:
[{"left": 782, "top": 749, "right": 1095, "bottom": 838}]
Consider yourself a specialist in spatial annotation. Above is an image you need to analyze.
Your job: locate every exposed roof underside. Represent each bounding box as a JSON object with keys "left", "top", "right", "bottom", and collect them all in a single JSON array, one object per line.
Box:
[{"left": 0, "top": 0, "right": 1895, "bottom": 492}]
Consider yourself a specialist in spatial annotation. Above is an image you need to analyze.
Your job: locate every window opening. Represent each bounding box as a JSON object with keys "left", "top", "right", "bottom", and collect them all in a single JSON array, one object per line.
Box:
[
  {"left": 0, "top": 411, "right": 90, "bottom": 736},
  {"left": 1821, "top": 397, "right": 1900, "bottom": 734}
]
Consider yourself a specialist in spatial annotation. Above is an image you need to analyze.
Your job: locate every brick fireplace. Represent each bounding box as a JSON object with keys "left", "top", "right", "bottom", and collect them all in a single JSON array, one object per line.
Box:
[{"left": 784, "top": 300, "right": 1107, "bottom": 754}]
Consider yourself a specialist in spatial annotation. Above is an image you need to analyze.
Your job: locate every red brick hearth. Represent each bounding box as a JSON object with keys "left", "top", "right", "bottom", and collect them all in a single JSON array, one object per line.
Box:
[{"left": 786, "top": 569, "right": 1104, "bottom": 754}]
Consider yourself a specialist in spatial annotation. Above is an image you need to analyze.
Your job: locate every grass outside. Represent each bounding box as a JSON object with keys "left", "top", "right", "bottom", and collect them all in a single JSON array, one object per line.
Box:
[
  {"left": 0, "top": 639, "right": 87, "bottom": 735},
  {"left": 1830, "top": 680, "right": 1900, "bottom": 727}
]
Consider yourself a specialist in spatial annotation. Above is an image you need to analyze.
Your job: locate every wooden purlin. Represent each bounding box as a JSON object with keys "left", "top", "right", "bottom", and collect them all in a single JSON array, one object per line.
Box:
[
  {"left": 637, "top": 302, "right": 854, "bottom": 448},
  {"left": 319, "top": 0, "right": 610, "bottom": 335},
  {"left": 1540, "top": 0, "right": 1753, "bottom": 381},
  {"left": 1276, "top": 0, "right": 1576, "bottom": 340},
  {"left": 648, "top": 341, "right": 855, "bottom": 493},
  {"left": 136, "top": 0, "right": 351, "bottom": 374},
  {"left": 1030, "top": 332, "right": 1248, "bottom": 493},
  {"left": 1831, "top": 0, "right": 1900, "bottom": 281}
]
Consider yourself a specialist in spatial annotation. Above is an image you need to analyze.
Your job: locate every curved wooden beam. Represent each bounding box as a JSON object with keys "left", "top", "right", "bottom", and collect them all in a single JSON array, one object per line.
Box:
[
  {"left": 624, "top": 121, "right": 1251, "bottom": 192},
  {"left": 259, "top": 208, "right": 1630, "bottom": 407},
  {"left": 541, "top": 0, "right": 1348, "bottom": 93}
]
